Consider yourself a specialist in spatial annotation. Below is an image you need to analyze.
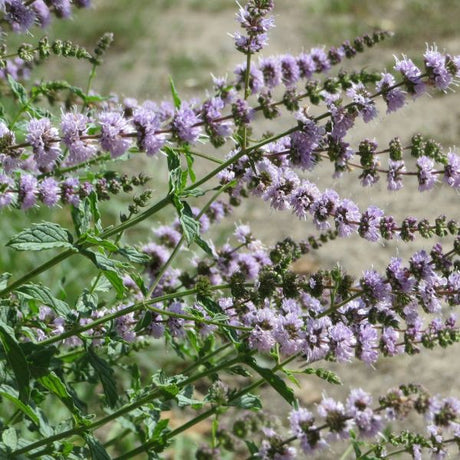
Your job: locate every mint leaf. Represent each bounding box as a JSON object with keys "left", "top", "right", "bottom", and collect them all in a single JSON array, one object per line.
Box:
[{"left": 7, "top": 222, "right": 74, "bottom": 251}]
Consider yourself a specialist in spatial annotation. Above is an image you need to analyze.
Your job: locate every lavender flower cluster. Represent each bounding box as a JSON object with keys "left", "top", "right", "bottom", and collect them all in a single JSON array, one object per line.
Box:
[
  {"left": 260, "top": 385, "right": 460, "bottom": 458},
  {"left": 1, "top": 0, "right": 91, "bottom": 33}
]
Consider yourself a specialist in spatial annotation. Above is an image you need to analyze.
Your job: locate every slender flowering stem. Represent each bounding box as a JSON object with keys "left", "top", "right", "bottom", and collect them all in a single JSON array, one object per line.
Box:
[
  {"left": 38, "top": 283, "right": 238, "bottom": 347},
  {"left": 114, "top": 352, "right": 301, "bottom": 460},
  {"left": 146, "top": 181, "right": 233, "bottom": 298},
  {"left": 11, "top": 354, "right": 246, "bottom": 456}
]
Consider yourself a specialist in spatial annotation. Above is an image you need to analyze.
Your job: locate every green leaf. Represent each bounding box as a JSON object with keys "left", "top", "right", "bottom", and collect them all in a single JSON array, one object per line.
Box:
[
  {"left": 303, "top": 367, "right": 342, "bottom": 385},
  {"left": 117, "top": 247, "right": 150, "bottom": 264},
  {"left": 0, "top": 321, "right": 30, "bottom": 402},
  {"left": 184, "top": 149, "right": 196, "bottom": 183},
  {"left": 7, "top": 75, "right": 28, "bottom": 106},
  {"left": 165, "top": 147, "right": 183, "bottom": 195},
  {"left": 245, "top": 440, "right": 259, "bottom": 455},
  {"left": 7, "top": 222, "right": 74, "bottom": 251},
  {"left": 245, "top": 358, "right": 295, "bottom": 405},
  {"left": 176, "top": 385, "right": 203, "bottom": 408},
  {"left": 230, "top": 393, "right": 261, "bottom": 410},
  {"left": 2, "top": 427, "right": 17, "bottom": 451},
  {"left": 0, "top": 274, "right": 11, "bottom": 291},
  {"left": 87, "top": 348, "right": 118, "bottom": 408},
  {"left": 0, "top": 386, "right": 39, "bottom": 427},
  {"left": 169, "top": 76, "right": 181, "bottom": 109},
  {"left": 102, "top": 271, "right": 125, "bottom": 298},
  {"left": 20, "top": 342, "right": 57, "bottom": 379},
  {"left": 175, "top": 201, "right": 201, "bottom": 245},
  {"left": 226, "top": 366, "right": 252, "bottom": 377},
  {"left": 80, "top": 250, "right": 126, "bottom": 298},
  {"left": 37, "top": 372, "right": 85, "bottom": 422},
  {"left": 76, "top": 290, "right": 98, "bottom": 313},
  {"left": 71, "top": 199, "right": 91, "bottom": 238},
  {"left": 16, "top": 283, "right": 70, "bottom": 317},
  {"left": 85, "top": 434, "right": 111, "bottom": 460},
  {"left": 88, "top": 192, "right": 103, "bottom": 233},
  {"left": 195, "top": 235, "right": 213, "bottom": 256},
  {"left": 83, "top": 235, "right": 119, "bottom": 252}
]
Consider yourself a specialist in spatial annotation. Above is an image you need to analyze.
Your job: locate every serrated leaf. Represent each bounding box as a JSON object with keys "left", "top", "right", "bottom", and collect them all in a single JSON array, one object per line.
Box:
[
  {"left": 80, "top": 250, "right": 125, "bottom": 298},
  {"left": 245, "top": 440, "right": 259, "bottom": 455},
  {"left": 71, "top": 199, "right": 91, "bottom": 238},
  {"left": 184, "top": 149, "right": 196, "bottom": 182},
  {"left": 89, "top": 192, "right": 103, "bottom": 233},
  {"left": 169, "top": 76, "right": 181, "bottom": 109},
  {"left": 87, "top": 348, "right": 118, "bottom": 408},
  {"left": 0, "top": 274, "right": 11, "bottom": 291},
  {"left": 85, "top": 434, "right": 111, "bottom": 460},
  {"left": 102, "top": 271, "right": 125, "bottom": 298},
  {"left": 37, "top": 372, "right": 85, "bottom": 422},
  {"left": 195, "top": 235, "right": 213, "bottom": 256},
  {"left": 230, "top": 393, "right": 261, "bottom": 410},
  {"left": 76, "top": 290, "right": 98, "bottom": 313},
  {"left": 226, "top": 366, "right": 252, "bottom": 377},
  {"left": 7, "top": 75, "right": 28, "bottom": 106},
  {"left": 0, "top": 321, "right": 30, "bottom": 402},
  {"left": 177, "top": 201, "right": 200, "bottom": 245},
  {"left": 20, "top": 342, "right": 57, "bottom": 379},
  {"left": 0, "top": 387, "right": 40, "bottom": 427},
  {"left": 16, "top": 283, "right": 70, "bottom": 317},
  {"left": 117, "top": 247, "right": 150, "bottom": 264},
  {"left": 2, "top": 427, "right": 17, "bottom": 450},
  {"left": 245, "top": 358, "right": 295, "bottom": 405},
  {"left": 303, "top": 367, "right": 342, "bottom": 385},
  {"left": 176, "top": 385, "right": 203, "bottom": 408},
  {"left": 83, "top": 235, "right": 119, "bottom": 252},
  {"left": 7, "top": 222, "right": 74, "bottom": 251}
]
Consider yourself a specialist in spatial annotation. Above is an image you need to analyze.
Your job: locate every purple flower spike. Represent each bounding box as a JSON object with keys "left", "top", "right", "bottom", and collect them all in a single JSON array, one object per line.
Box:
[
  {"left": 394, "top": 55, "right": 426, "bottom": 97},
  {"left": 259, "top": 56, "right": 282, "bottom": 88},
  {"left": 19, "top": 174, "right": 38, "bottom": 209},
  {"left": 376, "top": 72, "right": 406, "bottom": 113},
  {"left": 334, "top": 198, "right": 361, "bottom": 237},
  {"left": 50, "top": 0, "right": 72, "bottom": 18},
  {"left": 61, "top": 112, "right": 97, "bottom": 165},
  {"left": 416, "top": 156, "right": 437, "bottom": 191},
  {"left": 444, "top": 150, "right": 460, "bottom": 187},
  {"left": 0, "top": 175, "right": 15, "bottom": 208},
  {"left": 5, "top": 0, "right": 36, "bottom": 32},
  {"left": 171, "top": 103, "right": 201, "bottom": 144},
  {"left": 311, "top": 189, "right": 340, "bottom": 230},
  {"left": 424, "top": 45, "right": 452, "bottom": 90},
  {"left": 280, "top": 54, "right": 300, "bottom": 87},
  {"left": 133, "top": 105, "right": 165, "bottom": 156},
  {"left": 27, "top": 118, "right": 61, "bottom": 171},
  {"left": 39, "top": 177, "right": 61, "bottom": 207},
  {"left": 387, "top": 160, "right": 406, "bottom": 191},
  {"left": 99, "top": 111, "right": 131, "bottom": 158}
]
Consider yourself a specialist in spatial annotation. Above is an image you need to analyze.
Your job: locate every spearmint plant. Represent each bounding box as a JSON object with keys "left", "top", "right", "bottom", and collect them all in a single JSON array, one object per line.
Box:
[{"left": 0, "top": 0, "right": 459, "bottom": 458}]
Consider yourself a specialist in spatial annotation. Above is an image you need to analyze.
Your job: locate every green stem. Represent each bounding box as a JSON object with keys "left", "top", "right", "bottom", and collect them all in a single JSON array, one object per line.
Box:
[
  {"left": 39, "top": 284, "right": 233, "bottom": 347},
  {"left": 11, "top": 355, "right": 244, "bottom": 456},
  {"left": 1, "top": 123, "right": 299, "bottom": 299},
  {"left": 146, "top": 304, "right": 251, "bottom": 332},
  {"left": 0, "top": 248, "right": 77, "bottom": 298},
  {"left": 147, "top": 181, "right": 233, "bottom": 297},
  {"left": 0, "top": 195, "right": 172, "bottom": 299},
  {"left": 38, "top": 153, "right": 112, "bottom": 179},
  {"left": 115, "top": 352, "right": 300, "bottom": 459},
  {"left": 102, "top": 428, "right": 131, "bottom": 448},
  {"left": 318, "top": 291, "right": 362, "bottom": 318}
]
